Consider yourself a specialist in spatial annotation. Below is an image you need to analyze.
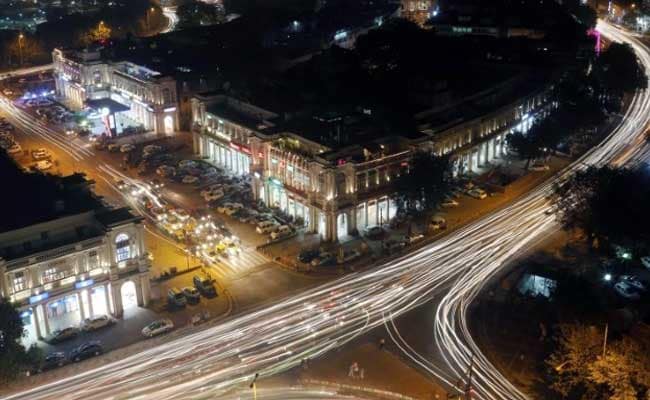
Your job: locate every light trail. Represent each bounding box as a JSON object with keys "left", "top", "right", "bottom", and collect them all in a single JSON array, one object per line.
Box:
[
  {"left": 2, "top": 21, "right": 650, "bottom": 400},
  {"left": 161, "top": 7, "right": 179, "bottom": 33}
]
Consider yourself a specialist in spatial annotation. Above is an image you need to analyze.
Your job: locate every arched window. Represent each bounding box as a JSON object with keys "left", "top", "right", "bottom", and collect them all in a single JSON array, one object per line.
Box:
[{"left": 115, "top": 233, "right": 131, "bottom": 262}]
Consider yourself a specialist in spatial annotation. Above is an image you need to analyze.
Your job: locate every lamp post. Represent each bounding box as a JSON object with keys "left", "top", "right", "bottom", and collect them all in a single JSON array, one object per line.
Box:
[
  {"left": 147, "top": 7, "right": 155, "bottom": 30},
  {"left": 18, "top": 33, "right": 24, "bottom": 66},
  {"left": 249, "top": 373, "right": 259, "bottom": 400}
]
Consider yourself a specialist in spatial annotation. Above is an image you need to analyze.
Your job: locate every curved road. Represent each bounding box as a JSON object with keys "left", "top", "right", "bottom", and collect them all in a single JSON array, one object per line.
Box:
[{"left": 3, "top": 21, "right": 650, "bottom": 400}]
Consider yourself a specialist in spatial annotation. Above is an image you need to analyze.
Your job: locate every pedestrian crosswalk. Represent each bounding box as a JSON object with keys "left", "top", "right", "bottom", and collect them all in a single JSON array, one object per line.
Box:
[{"left": 205, "top": 247, "right": 269, "bottom": 278}]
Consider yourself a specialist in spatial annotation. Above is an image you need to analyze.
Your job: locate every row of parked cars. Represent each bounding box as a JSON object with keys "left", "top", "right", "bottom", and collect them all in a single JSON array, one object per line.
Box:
[
  {"left": 33, "top": 341, "right": 105, "bottom": 374},
  {"left": 167, "top": 275, "right": 218, "bottom": 308}
]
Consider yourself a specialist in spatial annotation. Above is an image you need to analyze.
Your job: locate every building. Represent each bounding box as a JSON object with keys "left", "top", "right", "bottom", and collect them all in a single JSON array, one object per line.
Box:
[
  {"left": 192, "top": 81, "right": 551, "bottom": 242},
  {"left": 52, "top": 47, "right": 179, "bottom": 137},
  {"left": 400, "top": 0, "right": 436, "bottom": 26},
  {"left": 0, "top": 171, "right": 151, "bottom": 343}
]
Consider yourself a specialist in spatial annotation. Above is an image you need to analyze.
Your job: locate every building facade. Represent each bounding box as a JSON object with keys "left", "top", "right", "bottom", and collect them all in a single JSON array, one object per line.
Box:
[
  {"left": 0, "top": 207, "right": 151, "bottom": 343},
  {"left": 192, "top": 87, "right": 551, "bottom": 242},
  {"left": 52, "top": 47, "right": 179, "bottom": 136}
]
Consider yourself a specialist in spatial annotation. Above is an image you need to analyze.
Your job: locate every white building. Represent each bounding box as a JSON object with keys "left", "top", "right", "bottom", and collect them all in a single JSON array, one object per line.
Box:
[
  {"left": 192, "top": 86, "right": 550, "bottom": 242},
  {"left": 52, "top": 47, "right": 179, "bottom": 136},
  {"left": 0, "top": 176, "right": 151, "bottom": 343}
]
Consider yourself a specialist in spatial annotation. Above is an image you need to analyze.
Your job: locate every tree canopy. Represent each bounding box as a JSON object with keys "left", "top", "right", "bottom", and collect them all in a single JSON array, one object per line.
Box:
[
  {"left": 392, "top": 152, "right": 452, "bottom": 212},
  {"left": 595, "top": 43, "right": 647, "bottom": 96},
  {"left": 549, "top": 166, "right": 650, "bottom": 253},
  {"left": 0, "top": 299, "right": 42, "bottom": 383},
  {"left": 177, "top": 0, "right": 225, "bottom": 29}
]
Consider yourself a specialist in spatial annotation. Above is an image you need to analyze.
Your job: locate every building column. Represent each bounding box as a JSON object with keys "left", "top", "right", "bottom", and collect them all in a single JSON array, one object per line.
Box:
[
  {"left": 493, "top": 137, "right": 499, "bottom": 160},
  {"left": 135, "top": 279, "right": 144, "bottom": 307},
  {"left": 348, "top": 208, "right": 357, "bottom": 235},
  {"left": 77, "top": 292, "right": 86, "bottom": 320},
  {"left": 42, "top": 304, "right": 50, "bottom": 336},
  {"left": 32, "top": 307, "right": 42, "bottom": 340},
  {"left": 140, "top": 276, "right": 151, "bottom": 307},
  {"left": 111, "top": 283, "right": 123, "bottom": 318},
  {"left": 483, "top": 142, "right": 489, "bottom": 166},
  {"left": 501, "top": 134, "right": 507, "bottom": 157},
  {"left": 104, "top": 283, "right": 113, "bottom": 316},
  {"left": 87, "top": 289, "right": 94, "bottom": 317},
  {"left": 467, "top": 151, "right": 474, "bottom": 173}
]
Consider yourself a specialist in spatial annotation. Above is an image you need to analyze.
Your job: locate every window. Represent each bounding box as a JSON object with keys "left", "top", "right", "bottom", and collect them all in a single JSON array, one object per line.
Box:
[
  {"left": 12, "top": 271, "right": 26, "bottom": 292},
  {"left": 87, "top": 250, "right": 99, "bottom": 270},
  {"left": 115, "top": 233, "right": 131, "bottom": 263},
  {"left": 42, "top": 265, "right": 74, "bottom": 284}
]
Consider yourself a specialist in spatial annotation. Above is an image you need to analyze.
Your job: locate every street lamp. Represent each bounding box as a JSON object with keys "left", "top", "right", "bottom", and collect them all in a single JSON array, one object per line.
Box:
[
  {"left": 18, "top": 33, "right": 24, "bottom": 66},
  {"left": 249, "top": 373, "right": 259, "bottom": 400}
]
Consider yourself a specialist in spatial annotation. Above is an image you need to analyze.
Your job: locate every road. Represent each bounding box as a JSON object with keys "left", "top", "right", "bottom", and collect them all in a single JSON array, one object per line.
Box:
[
  {"left": 161, "top": 7, "right": 179, "bottom": 33},
  {"left": 3, "top": 21, "right": 650, "bottom": 400}
]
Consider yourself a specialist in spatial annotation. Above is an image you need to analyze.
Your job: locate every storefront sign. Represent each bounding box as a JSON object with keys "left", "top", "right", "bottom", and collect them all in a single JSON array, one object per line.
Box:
[
  {"left": 29, "top": 292, "right": 49, "bottom": 304},
  {"left": 75, "top": 279, "right": 94, "bottom": 289}
]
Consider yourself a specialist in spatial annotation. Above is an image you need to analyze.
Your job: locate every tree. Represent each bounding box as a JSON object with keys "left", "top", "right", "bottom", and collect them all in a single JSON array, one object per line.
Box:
[
  {"left": 80, "top": 21, "right": 111, "bottom": 46},
  {"left": 506, "top": 130, "right": 543, "bottom": 169},
  {"left": 0, "top": 299, "right": 27, "bottom": 383},
  {"left": 595, "top": 43, "right": 647, "bottom": 96},
  {"left": 392, "top": 152, "right": 451, "bottom": 212},
  {"left": 549, "top": 166, "right": 650, "bottom": 252},
  {"left": 177, "top": 0, "right": 225, "bottom": 29}
]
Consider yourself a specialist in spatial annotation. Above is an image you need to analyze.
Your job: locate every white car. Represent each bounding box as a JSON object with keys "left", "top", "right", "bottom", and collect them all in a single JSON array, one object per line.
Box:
[
  {"left": 257, "top": 221, "right": 279, "bottom": 234},
  {"left": 429, "top": 215, "right": 447, "bottom": 230},
  {"left": 7, "top": 142, "right": 21, "bottom": 154},
  {"left": 34, "top": 160, "right": 53, "bottom": 171},
  {"left": 441, "top": 198, "right": 459, "bottom": 208},
  {"left": 217, "top": 203, "right": 242, "bottom": 215},
  {"left": 182, "top": 175, "right": 199, "bottom": 184},
  {"left": 619, "top": 275, "right": 646, "bottom": 291},
  {"left": 120, "top": 144, "right": 135, "bottom": 153},
  {"left": 80, "top": 315, "right": 115, "bottom": 332},
  {"left": 270, "top": 225, "right": 292, "bottom": 240},
  {"left": 468, "top": 188, "right": 488, "bottom": 199},
  {"left": 32, "top": 148, "right": 50, "bottom": 160},
  {"left": 171, "top": 208, "right": 190, "bottom": 221},
  {"left": 614, "top": 282, "right": 641, "bottom": 300},
  {"left": 141, "top": 319, "right": 174, "bottom": 337},
  {"left": 203, "top": 189, "right": 224, "bottom": 202}
]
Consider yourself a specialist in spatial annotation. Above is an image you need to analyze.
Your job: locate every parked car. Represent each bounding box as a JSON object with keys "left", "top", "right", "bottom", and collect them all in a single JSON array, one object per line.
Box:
[
  {"left": 178, "top": 159, "right": 197, "bottom": 169},
  {"left": 7, "top": 142, "right": 21, "bottom": 154},
  {"left": 120, "top": 144, "right": 135, "bottom": 153},
  {"left": 193, "top": 275, "right": 217, "bottom": 297},
  {"left": 403, "top": 233, "right": 425, "bottom": 244},
  {"left": 32, "top": 148, "right": 50, "bottom": 160},
  {"left": 182, "top": 175, "right": 199, "bottom": 184},
  {"left": 182, "top": 286, "right": 201, "bottom": 303},
  {"left": 69, "top": 341, "right": 104, "bottom": 362},
  {"left": 203, "top": 189, "right": 224, "bottom": 202},
  {"left": 364, "top": 226, "right": 384, "bottom": 239},
  {"left": 429, "top": 215, "right": 447, "bottom": 230},
  {"left": 383, "top": 239, "right": 406, "bottom": 254},
  {"left": 167, "top": 287, "right": 187, "bottom": 307},
  {"left": 44, "top": 327, "right": 79, "bottom": 344},
  {"left": 256, "top": 220, "right": 279, "bottom": 234},
  {"left": 141, "top": 319, "right": 174, "bottom": 337},
  {"left": 529, "top": 162, "right": 550, "bottom": 171},
  {"left": 107, "top": 143, "right": 120, "bottom": 152},
  {"left": 36, "top": 352, "right": 68, "bottom": 372},
  {"left": 297, "top": 249, "right": 320, "bottom": 263},
  {"left": 156, "top": 165, "right": 176, "bottom": 177},
  {"left": 614, "top": 282, "right": 641, "bottom": 300},
  {"left": 219, "top": 203, "right": 243, "bottom": 216},
  {"left": 80, "top": 315, "right": 115, "bottom": 332},
  {"left": 338, "top": 249, "right": 361, "bottom": 264},
  {"left": 468, "top": 188, "right": 488, "bottom": 199},
  {"left": 270, "top": 225, "right": 292, "bottom": 240},
  {"left": 619, "top": 275, "right": 646, "bottom": 291},
  {"left": 33, "top": 160, "right": 53, "bottom": 171},
  {"left": 311, "top": 252, "right": 335, "bottom": 267},
  {"left": 441, "top": 198, "right": 459, "bottom": 208}
]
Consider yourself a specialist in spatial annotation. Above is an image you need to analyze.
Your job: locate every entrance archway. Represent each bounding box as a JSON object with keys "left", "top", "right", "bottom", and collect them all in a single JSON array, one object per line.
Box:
[
  {"left": 164, "top": 115, "right": 174, "bottom": 134},
  {"left": 120, "top": 281, "right": 137, "bottom": 309}
]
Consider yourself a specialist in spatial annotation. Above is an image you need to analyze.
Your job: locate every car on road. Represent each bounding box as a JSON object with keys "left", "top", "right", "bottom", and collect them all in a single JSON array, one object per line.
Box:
[
  {"left": 142, "top": 319, "right": 174, "bottom": 337},
  {"left": 619, "top": 275, "right": 646, "bottom": 291},
  {"left": 143, "top": 144, "right": 163, "bottom": 158},
  {"left": 44, "top": 327, "right": 79, "bottom": 344},
  {"left": 168, "top": 287, "right": 187, "bottom": 307},
  {"left": 297, "top": 249, "right": 320, "bottom": 263},
  {"left": 151, "top": 207, "right": 168, "bottom": 221},
  {"left": 7, "top": 142, "right": 21, "bottom": 154},
  {"left": 36, "top": 352, "right": 68, "bottom": 372},
  {"left": 270, "top": 225, "right": 292, "bottom": 240},
  {"left": 193, "top": 275, "right": 217, "bottom": 297},
  {"left": 219, "top": 203, "right": 243, "bottom": 216},
  {"left": 32, "top": 148, "right": 50, "bottom": 160},
  {"left": 614, "top": 281, "right": 641, "bottom": 300},
  {"left": 256, "top": 220, "right": 279, "bottom": 234},
  {"left": 364, "top": 226, "right": 384, "bottom": 239},
  {"left": 148, "top": 178, "right": 164, "bottom": 191},
  {"left": 468, "top": 188, "right": 488, "bottom": 199},
  {"left": 80, "top": 315, "right": 116, "bottom": 332},
  {"left": 69, "top": 341, "right": 104, "bottom": 362},
  {"left": 33, "top": 160, "right": 53, "bottom": 171},
  {"left": 120, "top": 144, "right": 135, "bottom": 153},
  {"left": 182, "top": 286, "right": 201, "bottom": 303}
]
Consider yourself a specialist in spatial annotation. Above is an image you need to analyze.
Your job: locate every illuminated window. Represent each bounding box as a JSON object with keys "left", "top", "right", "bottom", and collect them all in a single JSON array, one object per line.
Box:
[
  {"left": 115, "top": 233, "right": 131, "bottom": 262},
  {"left": 12, "top": 271, "right": 26, "bottom": 292}
]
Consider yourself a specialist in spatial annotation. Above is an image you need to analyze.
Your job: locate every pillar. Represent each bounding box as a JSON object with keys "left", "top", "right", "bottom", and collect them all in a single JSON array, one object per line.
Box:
[
  {"left": 42, "top": 303, "right": 50, "bottom": 336},
  {"left": 104, "top": 283, "right": 113, "bottom": 316},
  {"left": 348, "top": 208, "right": 357, "bottom": 235},
  {"left": 87, "top": 289, "right": 94, "bottom": 317},
  {"left": 483, "top": 141, "right": 489, "bottom": 165},
  {"left": 467, "top": 151, "right": 474, "bottom": 173},
  {"left": 32, "top": 307, "right": 42, "bottom": 340},
  {"left": 78, "top": 292, "right": 86, "bottom": 320},
  {"left": 501, "top": 134, "right": 507, "bottom": 157},
  {"left": 141, "top": 277, "right": 151, "bottom": 307},
  {"left": 493, "top": 137, "right": 498, "bottom": 160},
  {"left": 135, "top": 279, "right": 144, "bottom": 307}
]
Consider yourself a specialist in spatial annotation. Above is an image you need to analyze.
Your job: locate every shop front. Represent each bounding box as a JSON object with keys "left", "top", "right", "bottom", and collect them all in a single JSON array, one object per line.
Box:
[{"left": 205, "top": 139, "right": 251, "bottom": 175}]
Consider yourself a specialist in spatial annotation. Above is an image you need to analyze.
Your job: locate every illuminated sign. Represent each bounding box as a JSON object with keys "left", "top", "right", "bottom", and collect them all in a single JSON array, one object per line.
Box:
[
  {"left": 75, "top": 279, "right": 94, "bottom": 289},
  {"left": 29, "top": 292, "right": 49, "bottom": 304}
]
